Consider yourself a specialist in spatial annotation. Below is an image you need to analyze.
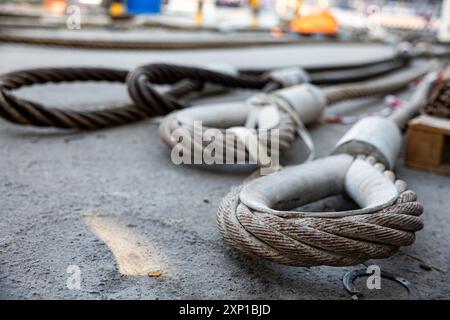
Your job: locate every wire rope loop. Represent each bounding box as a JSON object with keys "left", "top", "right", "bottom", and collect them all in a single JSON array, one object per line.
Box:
[{"left": 216, "top": 154, "right": 424, "bottom": 267}]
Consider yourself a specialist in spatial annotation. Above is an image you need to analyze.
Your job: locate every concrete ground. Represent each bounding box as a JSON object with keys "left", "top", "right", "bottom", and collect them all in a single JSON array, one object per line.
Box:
[{"left": 0, "top": 42, "right": 449, "bottom": 300}]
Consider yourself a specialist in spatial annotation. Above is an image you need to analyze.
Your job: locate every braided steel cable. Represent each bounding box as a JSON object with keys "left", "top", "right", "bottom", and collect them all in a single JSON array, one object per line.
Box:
[
  {"left": 0, "top": 67, "right": 141, "bottom": 129},
  {"left": 239, "top": 55, "right": 409, "bottom": 76},
  {"left": 239, "top": 54, "right": 411, "bottom": 85},
  {"left": 159, "top": 64, "right": 432, "bottom": 166},
  {"left": 308, "top": 56, "right": 410, "bottom": 85},
  {"left": 126, "top": 63, "right": 273, "bottom": 116},
  {"left": 422, "top": 78, "right": 450, "bottom": 119},
  {"left": 389, "top": 72, "right": 441, "bottom": 129},
  {"left": 0, "top": 64, "right": 274, "bottom": 129},
  {"left": 215, "top": 72, "right": 439, "bottom": 268},
  {"left": 217, "top": 159, "right": 423, "bottom": 267},
  {"left": 0, "top": 32, "right": 304, "bottom": 50},
  {"left": 323, "top": 62, "right": 433, "bottom": 105},
  {"left": 306, "top": 54, "right": 410, "bottom": 74},
  {"left": 159, "top": 109, "right": 296, "bottom": 164},
  {"left": 0, "top": 58, "right": 423, "bottom": 130}
]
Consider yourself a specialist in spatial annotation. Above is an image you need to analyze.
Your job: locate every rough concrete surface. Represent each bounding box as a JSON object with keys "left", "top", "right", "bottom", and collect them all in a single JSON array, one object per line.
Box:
[{"left": 0, "top": 42, "right": 449, "bottom": 300}]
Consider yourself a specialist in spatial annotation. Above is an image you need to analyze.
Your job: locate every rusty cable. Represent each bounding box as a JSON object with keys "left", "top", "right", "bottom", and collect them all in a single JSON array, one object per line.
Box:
[{"left": 422, "top": 78, "right": 450, "bottom": 118}]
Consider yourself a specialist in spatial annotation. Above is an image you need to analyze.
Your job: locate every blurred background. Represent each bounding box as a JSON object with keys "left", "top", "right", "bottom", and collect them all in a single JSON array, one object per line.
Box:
[{"left": 0, "top": 0, "right": 448, "bottom": 43}]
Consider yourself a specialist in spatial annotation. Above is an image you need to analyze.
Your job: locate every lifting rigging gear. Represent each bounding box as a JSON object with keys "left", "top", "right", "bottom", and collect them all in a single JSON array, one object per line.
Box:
[
  {"left": 159, "top": 63, "right": 432, "bottom": 167},
  {"left": 0, "top": 51, "right": 413, "bottom": 129},
  {"left": 216, "top": 69, "right": 440, "bottom": 267}
]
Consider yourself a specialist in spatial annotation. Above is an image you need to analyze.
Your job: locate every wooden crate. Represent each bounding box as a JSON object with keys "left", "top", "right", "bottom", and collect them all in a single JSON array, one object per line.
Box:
[{"left": 406, "top": 115, "right": 450, "bottom": 175}]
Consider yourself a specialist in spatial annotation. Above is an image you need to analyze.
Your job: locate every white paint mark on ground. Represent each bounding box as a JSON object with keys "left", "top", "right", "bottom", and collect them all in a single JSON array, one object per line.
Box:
[{"left": 83, "top": 212, "right": 168, "bottom": 276}]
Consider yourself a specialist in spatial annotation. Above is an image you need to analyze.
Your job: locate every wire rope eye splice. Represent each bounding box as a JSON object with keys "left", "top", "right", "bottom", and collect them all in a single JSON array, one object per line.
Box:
[
  {"left": 160, "top": 82, "right": 325, "bottom": 172},
  {"left": 0, "top": 62, "right": 325, "bottom": 130},
  {"left": 160, "top": 63, "right": 434, "bottom": 172},
  {"left": 215, "top": 69, "right": 441, "bottom": 267},
  {"left": 0, "top": 63, "right": 277, "bottom": 130}
]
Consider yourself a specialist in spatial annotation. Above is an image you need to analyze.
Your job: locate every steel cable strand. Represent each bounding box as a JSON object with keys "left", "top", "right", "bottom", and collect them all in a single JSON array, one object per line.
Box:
[
  {"left": 216, "top": 156, "right": 424, "bottom": 267},
  {"left": 389, "top": 73, "right": 442, "bottom": 129},
  {"left": 236, "top": 54, "right": 412, "bottom": 85},
  {"left": 159, "top": 64, "right": 432, "bottom": 166},
  {"left": 309, "top": 56, "right": 410, "bottom": 85},
  {"left": 0, "top": 64, "right": 271, "bottom": 129},
  {"left": 0, "top": 67, "right": 148, "bottom": 129},
  {"left": 422, "top": 77, "right": 450, "bottom": 119},
  {"left": 126, "top": 63, "right": 274, "bottom": 116},
  {"left": 159, "top": 110, "right": 296, "bottom": 164},
  {"left": 0, "top": 61, "right": 429, "bottom": 130},
  {"left": 0, "top": 32, "right": 306, "bottom": 50},
  {"left": 215, "top": 69, "right": 435, "bottom": 267},
  {"left": 305, "top": 55, "right": 410, "bottom": 73},
  {"left": 164, "top": 79, "right": 204, "bottom": 101},
  {"left": 323, "top": 62, "right": 433, "bottom": 105}
]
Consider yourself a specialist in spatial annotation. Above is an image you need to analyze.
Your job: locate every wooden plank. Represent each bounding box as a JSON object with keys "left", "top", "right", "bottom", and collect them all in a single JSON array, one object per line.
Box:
[
  {"left": 409, "top": 115, "right": 450, "bottom": 135},
  {"left": 405, "top": 115, "right": 450, "bottom": 175}
]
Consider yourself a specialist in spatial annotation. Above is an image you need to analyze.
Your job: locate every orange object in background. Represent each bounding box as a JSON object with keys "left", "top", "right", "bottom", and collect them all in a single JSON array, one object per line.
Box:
[
  {"left": 44, "top": 0, "right": 67, "bottom": 14},
  {"left": 109, "top": 2, "right": 126, "bottom": 17},
  {"left": 196, "top": 0, "right": 205, "bottom": 26},
  {"left": 290, "top": 10, "right": 339, "bottom": 35}
]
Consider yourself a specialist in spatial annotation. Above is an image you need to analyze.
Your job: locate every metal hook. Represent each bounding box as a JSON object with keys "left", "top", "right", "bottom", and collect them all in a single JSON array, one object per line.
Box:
[{"left": 342, "top": 267, "right": 412, "bottom": 299}]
